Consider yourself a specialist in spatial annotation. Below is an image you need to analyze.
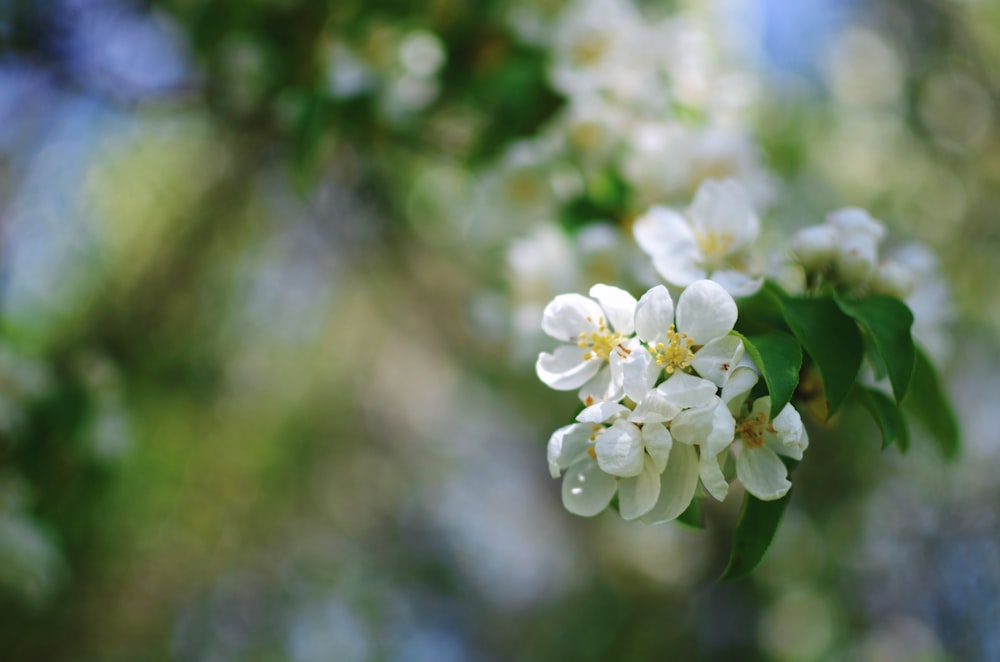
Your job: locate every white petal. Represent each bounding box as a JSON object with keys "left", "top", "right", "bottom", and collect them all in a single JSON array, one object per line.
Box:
[
  {"left": 642, "top": 422, "right": 672, "bottom": 473},
  {"left": 633, "top": 205, "right": 697, "bottom": 258},
  {"left": 605, "top": 340, "right": 633, "bottom": 397},
  {"left": 670, "top": 396, "right": 735, "bottom": 455},
  {"left": 651, "top": 255, "right": 706, "bottom": 288},
  {"left": 640, "top": 442, "right": 699, "bottom": 524},
  {"left": 710, "top": 270, "right": 763, "bottom": 297},
  {"left": 699, "top": 448, "right": 730, "bottom": 502},
  {"left": 577, "top": 364, "right": 623, "bottom": 404},
  {"left": 622, "top": 348, "right": 661, "bottom": 403},
  {"left": 675, "top": 280, "right": 738, "bottom": 346},
  {"left": 594, "top": 420, "right": 644, "bottom": 477},
  {"left": 691, "top": 335, "right": 745, "bottom": 388},
  {"left": 536, "top": 345, "right": 601, "bottom": 390},
  {"left": 629, "top": 387, "right": 682, "bottom": 424},
  {"left": 546, "top": 423, "right": 592, "bottom": 478},
  {"left": 767, "top": 401, "right": 809, "bottom": 460},
  {"left": 541, "top": 293, "right": 604, "bottom": 342},
  {"left": 721, "top": 366, "right": 759, "bottom": 417},
  {"left": 634, "top": 285, "right": 674, "bottom": 344},
  {"left": 736, "top": 446, "right": 791, "bottom": 501},
  {"left": 657, "top": 371, "right": 718, "bottom": 409},
  {"left": 562, "top": 457, "right": 617, "bottom": 517},
  {"left": 589, "top": 284, "right": 637, "bottom": 336},
  {"left": 618, "top": 456, "right": 662, "bottom": 520},
  {"left": 688, "top": 179, "right": 759, "bottom": 251},
  {"left": 576, "top": 401, "right": 629, "bottom": 423}
]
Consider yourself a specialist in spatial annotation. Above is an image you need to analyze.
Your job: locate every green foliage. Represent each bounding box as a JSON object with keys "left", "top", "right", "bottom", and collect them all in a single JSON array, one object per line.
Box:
[
  {"left": 719, "top": 490, "right": 792, "bottom": 582},
  {"left": 734, "top": 283, "right": 787, "bottom": 335},
  {"left": 835, "top": 295, "right": 915, "bottom": 404},
  {"left": 675, "top": 498, "right": 704, "bottom": 530},
  {"left": 731, "top": 331, "right": 802, "bottom": 420},
  {"left": 857, "top": 386, "right": 911, "bottom": 452},
  {"left": 777, "top": 295, "right": 863, "bottom": 418},
  {"left": 906, "top": 346, "right": 961, "bottom": 459}
]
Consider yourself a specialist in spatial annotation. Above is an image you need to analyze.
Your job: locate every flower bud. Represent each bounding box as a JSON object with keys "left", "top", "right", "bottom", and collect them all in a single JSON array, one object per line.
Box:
[
  {"left": 825, "top": 207, "right": 886, "bottom": 243},
  {"left": 835, "top": 235, "right": 879, "bottom": 287},
  {"left": 790, "top": 225, "right": 838, "bottom": 271},
  {"left": 873, "top": 260, "right": 915, "bottom": 299}
]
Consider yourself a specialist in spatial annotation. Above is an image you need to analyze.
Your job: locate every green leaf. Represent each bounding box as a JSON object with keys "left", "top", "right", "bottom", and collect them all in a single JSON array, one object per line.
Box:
[
  {"left": 734, "top": 281, "right": 789, "bottom": 335},
  {"left": 835, "top": 295, "right": 915, "bottom": 404},
  {"left": 778, "top": 296, "right": 863, "bottom": 418},
  {"left": 732, "top": 331, "right": 802, "bottom": 420},
  {"left": 905, "top": 345, "right": 960, "bottom": 459},
  {"left": 857, "top": 386, "right": 910, "bottom": 452},
  {"left": 676, "top": 498, "right": 704, "bottom": 529},
  {"left": 719, "top": 491, "right": 791, "bottom": 582}
]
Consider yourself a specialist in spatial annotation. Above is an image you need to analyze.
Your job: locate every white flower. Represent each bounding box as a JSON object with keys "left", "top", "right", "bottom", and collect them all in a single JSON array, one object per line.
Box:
[
  {"left": 633, "top": 179, "right": 762, "bottom": 296},
  {"left": 546, "top": 402, "right": 700, "bottom": 521},
  {"left": 722, "top": 369, "right": 809, "bottom": 501},
  {"left": 536, "top": 284, "right": 638, "bottom": 403},
  {"left": 624, "top": 281, "right": 744, "bottom": 399}
]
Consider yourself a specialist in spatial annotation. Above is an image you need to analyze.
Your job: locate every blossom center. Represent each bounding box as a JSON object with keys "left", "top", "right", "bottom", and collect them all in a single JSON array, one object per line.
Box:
[
  {"left": 649, "top": 324, "right": 695, "bottom": 373},
  {"left": 586, "top": 424, "right": 604, "bottom": 460},
  {"left": 736, "top": 411, "right": 773, "bottom": 449},
  {"left": 572, "top": 33, "right": 612, "bottom": 66},
  {"left": 577, "top": 316, "right": 626, "bottom": 361},
  {"left": 695, "top": 229, "right": 734, "bottom": 266}
]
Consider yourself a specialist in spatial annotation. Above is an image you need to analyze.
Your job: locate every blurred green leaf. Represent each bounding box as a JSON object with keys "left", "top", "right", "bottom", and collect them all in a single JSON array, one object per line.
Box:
[
  {"left": 857, "top": 386, "right": 910, "bottom": 452},
  {"left": 719, "top": 490, "right": 791, "bottom": 582},
  {"left": 676, "top": 498, "right": 704, "bottom": 530},
  {"left": 906, "top": 345, "right": 960, "bottom": 459},
  {"left": 732, "top": 331, "right": 802, "bottom": 420},
  {"left": 835, "top": 295, "right": 915, "bottom": 404},
  {"left": 778, "top": 296, "right": 862, "bottom": 418}
]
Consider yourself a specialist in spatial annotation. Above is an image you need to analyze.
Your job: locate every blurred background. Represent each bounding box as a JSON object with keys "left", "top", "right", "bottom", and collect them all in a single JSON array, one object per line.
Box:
[{"left": 1, "top": 0, "right": 999, "bottom": 659}]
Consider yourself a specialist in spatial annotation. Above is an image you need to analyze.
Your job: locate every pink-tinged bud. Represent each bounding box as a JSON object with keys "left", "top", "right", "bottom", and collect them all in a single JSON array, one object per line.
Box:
[{"left": 835, "top": 235, "right": 879, "bottom": 287}]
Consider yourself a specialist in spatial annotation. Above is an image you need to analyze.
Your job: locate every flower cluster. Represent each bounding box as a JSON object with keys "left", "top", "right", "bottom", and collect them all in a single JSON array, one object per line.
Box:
[
  {"left": 790, "top": 207, "right": 953, "bottom": 362},
  {"left": 538, "top": 279, "right": 808, "bottom": 521}
]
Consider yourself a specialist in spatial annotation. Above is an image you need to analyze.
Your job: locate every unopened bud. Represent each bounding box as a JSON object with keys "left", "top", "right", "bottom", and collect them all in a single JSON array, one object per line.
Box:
[
  {"left": 790, "top": 225, "right": 838, "bottom": 270},
  {"left": 873, "top": 260, "right": 915, "bottom": 299},
  {"left": 826, "top": 207, "right": 886, "bottom": 243},
  {"left": 835, "top": 235, "right": 879, "bottom": 287}
]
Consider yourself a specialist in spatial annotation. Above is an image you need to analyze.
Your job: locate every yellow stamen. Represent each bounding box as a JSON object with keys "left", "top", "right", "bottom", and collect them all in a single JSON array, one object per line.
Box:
[
  {"left": 649, "top": 324, "right": 696, "bottom": 374},
  {"left": 736, "top": 411, "right": 769, "bottom": 449},
  {"left": 577, "top": 316, "right": 625, "bottom": 362},
  {"left": 694, "top": 229, "right": 735, "bottom": 264}
]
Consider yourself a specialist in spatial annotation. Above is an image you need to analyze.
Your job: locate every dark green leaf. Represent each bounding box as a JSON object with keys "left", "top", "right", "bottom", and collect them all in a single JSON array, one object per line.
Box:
[
  {"left": 778, "top": 296, "right": 863, "bottom": 418},
  {"left": 905, "top": 345, "right": 960, "bottom": 459},
  {"left": 857, "top": 386, "right": 910, "bottom": 452},
  {"left": 835, "top": 295, "right": 915, "bottom": 404},
  {"left": 734, "top": 281, "right": 789, "bottom": 335},
  {"left": 719, "top": 491, "right": 791, "bottom": 581},
  {"left": 732, "top": 331, "right": 802, "bottom": 420},
  {"left": 676, "top": 498, "right": 704, "bottom": 529}
]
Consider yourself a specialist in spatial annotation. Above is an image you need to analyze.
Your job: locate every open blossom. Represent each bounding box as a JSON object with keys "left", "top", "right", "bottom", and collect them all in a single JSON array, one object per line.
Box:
[
  {"left": 623, "top": 280, "right": 744, "bottom": 401},
  {"left": 546, "top": 401, "right": 700, "bottom": 521},
  {"left": 536, "top": 284, "right": 638, "bottom": 403},
  {"left": 633, "top": 179, "right": 762, "bottom": 296},
  {"left": 725, "top": 367, "right": 808, "bottom": 500}
]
